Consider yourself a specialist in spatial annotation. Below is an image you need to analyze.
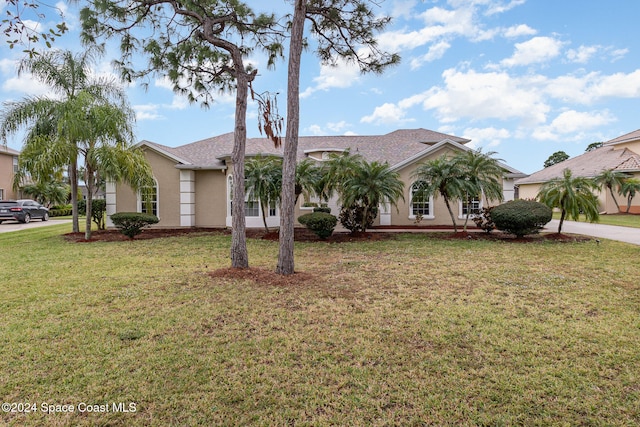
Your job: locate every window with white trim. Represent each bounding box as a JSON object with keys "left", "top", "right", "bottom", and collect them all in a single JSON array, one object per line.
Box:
[
  {"left": 460, "top": 195, "right": 481, "bottom": 217},
  {"left": 410, "top": 181, "right": 433, "bottom": 218},
  {"left": 13, "top": 156, "right": 18, "bottom": 173},
  {"left": 138, "top": 179, "right": 158, "bottom": 217},
  {"left": 227, "top": 176, "right": 260, "bottom": 217}
]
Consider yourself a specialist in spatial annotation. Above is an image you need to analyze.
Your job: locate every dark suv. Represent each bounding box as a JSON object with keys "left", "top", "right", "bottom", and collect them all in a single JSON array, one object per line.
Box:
[{"left": 0, "top": 200, "right": 49, "bottom": 224}]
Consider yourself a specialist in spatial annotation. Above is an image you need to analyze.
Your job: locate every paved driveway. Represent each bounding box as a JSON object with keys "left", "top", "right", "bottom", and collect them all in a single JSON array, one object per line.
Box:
[
  {"left": 0, "top": 219, "right": 71, "bottom": 233},
  {"left": 544, "top": 219, "right": 640, "bottom": 246}
]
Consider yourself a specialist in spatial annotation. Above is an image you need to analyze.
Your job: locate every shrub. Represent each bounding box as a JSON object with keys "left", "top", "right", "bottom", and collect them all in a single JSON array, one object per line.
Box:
[
  {"left": 49, "top": 204, "right": 72, "bottom": 217},
  {"left": 110, "top": 212, "right": 159, "bottom": 239},
  {"left": 491, "top": 200, "right": 552, "bottom": 237},
  {"left": 91, "top": 199, "right": 107, "bottom": 230},
  {"left": 339, "top": 204, "right": 378, "bottom": 234},
  {"left": 298, "top": 212, "right": 337, "bottom": 239},
  {"left": 472, "top": 206, "right": 496, "bottom": 233},
  {"left": 313, "top": 206, "right": 331, "bottom": 214}
]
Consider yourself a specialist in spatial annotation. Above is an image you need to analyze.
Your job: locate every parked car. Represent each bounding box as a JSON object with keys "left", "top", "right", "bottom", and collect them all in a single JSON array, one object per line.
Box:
[{"left": 0, "top": 200, "right": 49, "bottom": 224}]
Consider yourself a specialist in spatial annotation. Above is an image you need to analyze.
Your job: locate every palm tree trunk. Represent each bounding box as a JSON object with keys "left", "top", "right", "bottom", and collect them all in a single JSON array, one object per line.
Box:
[
  {"left": 444, "top": 196, "right": 458, "bottom": 233},
  {"left": 261, "top": 202, "right": 269, "bottom": 233},
  {"left": 558, "top": 210, "right": 566, "bottom": 234},
  {"left": 69, "top": 159, "right": 79, "bottom": 233},
  {"left": 609, "top": 186, "right": 620, "bottom": 212},
  {"left": 84, "top": 166, "right": 94, "bottom": 241},
  {"left": 276, "top": 0, "right": 305, "bottom": 276}
]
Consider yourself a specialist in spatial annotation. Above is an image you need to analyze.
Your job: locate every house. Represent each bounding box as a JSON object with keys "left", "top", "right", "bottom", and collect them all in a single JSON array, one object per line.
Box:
[
  {"left": 107, "top": 129, "right": 525, "bottom": 228},
  {"left": 516, "top": 129, "right": 640, "bottom": 213},
  {"left": 0, "top": 145, "right": 20, "bottom": 200}
]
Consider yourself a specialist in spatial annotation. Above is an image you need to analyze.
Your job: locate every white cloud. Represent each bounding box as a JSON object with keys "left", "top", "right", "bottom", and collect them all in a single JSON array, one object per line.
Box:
[
  {"left": 503, "top": 24, "right": 537, "bottom": 38},
  {"left": 532, "top": 110, "right": 616, "bottom": 141},
  {"left": 500, "top": 36, "right": 565, "bottom": 67},
  {"left": 410, "top": 41, "right": 451, "bottom": 69},
  {"left": 327, "top": 121, "right": 350, "bottom": 132},
  {"left": 361, "top": 102, "right": 414, "bottom": 125},
  {"left": 463, "top": 126, "right": 511, "bottom": 148},
  {"left": 134, "top": 104, "right": 164, "bottom": 121},
  {"left": 566, "top": 45, "right": 600, "bottom": 64},
  {"left": 544, "top": 70, "right": 640, "bottom": 104},
  {"left": 421, "top": 68, "right": 550, "bottom": 125},
  {"left": 608, "top": 48, "right": 628, "bottom": 62},
  {"left": 300, "top": 60, "right": 361, "bottom": 98},
  {"left": 306, "top": 125, "right": 323, "bottom": 136}
]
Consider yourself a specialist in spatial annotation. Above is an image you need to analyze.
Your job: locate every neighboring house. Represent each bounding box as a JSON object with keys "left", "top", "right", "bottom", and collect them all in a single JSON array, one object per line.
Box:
[
  {"left": 108, "top": 129, "right": 525, "bottom": 228},
  {"left": 0, "top": 145, "right": 20, "bottom": 200},
  {"left": 517, "top": 129, "right": 640, "bottom": 213}
]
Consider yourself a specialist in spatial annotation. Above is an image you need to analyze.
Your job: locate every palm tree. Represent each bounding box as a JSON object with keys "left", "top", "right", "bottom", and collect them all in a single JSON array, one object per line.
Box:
[
  {"left": 620, "top": 178, "right": 640, "bottom": 213},
  {"left": 537, "top": 168, "right": 600, "bottom": 233},
  {"left": 0, "top": 48, "right": 131, "bottom": 233},
  {"left": 319, "top": 150, "right": 364, "bottom": 202},
  {"left": 340, "top": 160, "right": 405, "bottom": 232},
  {"left": 454, "top": 149, "right": 505, "bottom": 231},
  {"left": 244, "top": 155, "right": 283, "bottom": 232},
  {"left": 295, "top": 158, "right": 322, "bottom": 204},
  {"left": 594, "top": 169, "right": 628, "bottom": 213},
  {"left": 411, "top": 155, "right": 472, "bottom": 232}
]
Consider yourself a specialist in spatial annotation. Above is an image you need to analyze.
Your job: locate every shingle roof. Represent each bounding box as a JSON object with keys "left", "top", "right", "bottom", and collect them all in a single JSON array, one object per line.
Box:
[
  {"left": 516, "top": 145, "right": 640, "bottom": 185},
  {"left": 144, "top": 128, "right": 474, "bottom": 170},
  {"left": 604, "top": 129, "right": 640, "bottom": 146}
]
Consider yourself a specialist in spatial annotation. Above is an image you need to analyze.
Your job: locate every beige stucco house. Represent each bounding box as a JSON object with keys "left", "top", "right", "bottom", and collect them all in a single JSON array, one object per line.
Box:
[
  {"left": 107, "top": 129, "right": 525, "bottom": 228},
  {"left": 0, "top": 145, "right": 20, "bottom": 200},
  {"left": 516, "top": 129, "right": 640, "bottom": 214}
]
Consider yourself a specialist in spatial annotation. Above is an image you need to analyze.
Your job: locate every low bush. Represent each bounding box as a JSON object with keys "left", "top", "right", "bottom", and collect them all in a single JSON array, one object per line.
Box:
[
  {"left": 492, "top": 200, "right": 552, "bottom": 237},
  {"left": 110, "top": 212, "right": 159, "bottom": 239},
  {"left": 472, "top": 206, "right": 496, "bottom": 233},
  {"left": 298, "top": 212, "right": 338, "bottom": 239},
  {"left": 49, "top": 205, "right": 72, "bottom": 217},
  {"left": 313, "top": 206, "right": 331, "bottom": 214},
  {"left": 339, "top": 204, "right": 378, "bottom": 234}
]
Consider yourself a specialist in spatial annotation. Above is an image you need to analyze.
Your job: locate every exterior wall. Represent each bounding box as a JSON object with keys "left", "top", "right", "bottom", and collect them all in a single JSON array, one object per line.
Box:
[
  {"left": 609, "top": 140, "right": 640, "bottom": 154},
  {"left": 0, "top": 152, "right": 18, "bottom": 200},
  {"left": 517, "top": 183, "right": 540, "bottom": 201},
  {"left": 194, "top": 170, "right": 227, "bottom": 227},
  {"left": 112, "top": 148, "right": 181, "bottom": 227},
  {"left": 392, "top": 148, "right": 472, "bottom": 227}
]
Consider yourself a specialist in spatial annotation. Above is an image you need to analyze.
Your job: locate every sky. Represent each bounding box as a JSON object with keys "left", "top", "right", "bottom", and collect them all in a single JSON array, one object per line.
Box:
[{"left": 1, "top": 0, "right": 640, "bottom": 174}]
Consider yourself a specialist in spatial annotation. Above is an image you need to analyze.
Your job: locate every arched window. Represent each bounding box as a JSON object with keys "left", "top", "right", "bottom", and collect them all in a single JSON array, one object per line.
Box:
[
  {"left": 410, "top": 181, "right": 433, "bottom": 218},
  {"left": 138, "top": 178, "right": 158, "bottom": 217}
]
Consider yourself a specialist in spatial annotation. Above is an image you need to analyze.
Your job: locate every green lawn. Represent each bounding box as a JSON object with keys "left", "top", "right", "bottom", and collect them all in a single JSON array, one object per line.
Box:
[
  {"left": 553, "top": 211, "right": 640, "bottom": 228},
  {"left": 1, "top": 224, "right": 639, "bottom": 426}
]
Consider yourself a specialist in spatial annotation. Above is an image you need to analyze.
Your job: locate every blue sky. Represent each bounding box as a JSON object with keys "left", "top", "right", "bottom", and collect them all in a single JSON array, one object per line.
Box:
[{"left": 1, "top": 0, "right": 640, "bottom": 174}]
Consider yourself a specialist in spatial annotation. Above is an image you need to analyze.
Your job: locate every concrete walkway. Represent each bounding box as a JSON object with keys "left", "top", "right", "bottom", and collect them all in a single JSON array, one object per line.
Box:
[{"left": 543, "top": 219, "right": 640, "bottom": 246}]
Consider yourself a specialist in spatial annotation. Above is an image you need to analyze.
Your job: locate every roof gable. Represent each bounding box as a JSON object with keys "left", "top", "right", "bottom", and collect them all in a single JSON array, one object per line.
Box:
[
  {"left": 516, "top": 145, "right": 640, "bottom": 185},
  {"left": 604, "top": 129, "right": 640, "bottom": 146}
]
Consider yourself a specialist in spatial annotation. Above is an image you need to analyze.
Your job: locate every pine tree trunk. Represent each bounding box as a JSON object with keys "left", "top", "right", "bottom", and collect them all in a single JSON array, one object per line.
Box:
[
  {"left": 276, "top": 0, "right": 306, "bottom": 276},
  {"left": 230, "top": 69, "right": 250, "bottom": 269}
]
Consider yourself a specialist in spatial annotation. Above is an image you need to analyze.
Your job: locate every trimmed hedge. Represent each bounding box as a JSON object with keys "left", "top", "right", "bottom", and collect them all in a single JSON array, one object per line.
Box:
[
  {"left": 110, "top": 212, "right": 159, "bottom": 239},
  {"left": 313, "top": 206, "right": 331, "bottom": 214},
  {"left": 298, "top": 212, "right": 338, "bottom": 240},
  {"left": 491, "top": 200, "right": 552, "bottom": 237}
]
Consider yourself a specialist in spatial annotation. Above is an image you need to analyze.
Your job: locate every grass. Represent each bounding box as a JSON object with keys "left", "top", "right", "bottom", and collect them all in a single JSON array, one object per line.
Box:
[
  {"left": 553, "top": 211, "right": 640, "bottom": 228},
  {"left": 1, "top": 224, "right": 639, "bottom": 426}
]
